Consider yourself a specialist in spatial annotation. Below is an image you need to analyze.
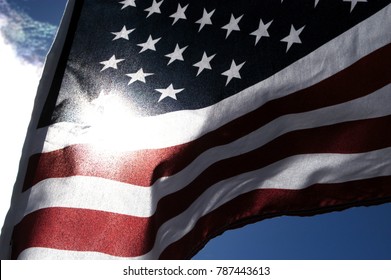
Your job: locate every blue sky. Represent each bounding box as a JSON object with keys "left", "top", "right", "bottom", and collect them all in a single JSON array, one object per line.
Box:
[
  {"left": 193, "top": 203, "right": 391, "bottom": 259},
  {"left": 0, "top": 0, "right": 390, "bottom": 260},
  {"left": 7, "top": 0, "right": 65, "bottom": 25}
]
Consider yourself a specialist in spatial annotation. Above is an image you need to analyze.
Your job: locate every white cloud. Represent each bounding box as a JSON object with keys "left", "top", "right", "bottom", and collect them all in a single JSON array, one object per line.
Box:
[{"left": 0, "top": 14, "right": 43, "bottom": 230}]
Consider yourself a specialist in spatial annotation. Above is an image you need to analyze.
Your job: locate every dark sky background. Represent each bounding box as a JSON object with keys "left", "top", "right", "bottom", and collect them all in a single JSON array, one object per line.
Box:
[{"left": 2, "top": 0, "right": 390, "bottom": 260}]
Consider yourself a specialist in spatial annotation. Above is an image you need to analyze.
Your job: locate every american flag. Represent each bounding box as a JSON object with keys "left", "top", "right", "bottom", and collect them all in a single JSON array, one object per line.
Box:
[{"left": 1, "top": 0, "right": 391, "bottom": 259}]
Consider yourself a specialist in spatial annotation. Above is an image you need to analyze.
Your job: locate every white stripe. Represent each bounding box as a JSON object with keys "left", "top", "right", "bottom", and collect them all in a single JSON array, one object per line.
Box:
[
  {"left": 17, "top": 147, "right": 391, "bottom": 259},
  {"left": 31, "top": 4, "right": 391, "bottom": 154},
  {"left": 18, "top": 247, "right": 128, "bottom": 260},
  {"left": 24, "top": 176, "right": 153, "bottom": 218},
  {"left": 17, "top": 84, "right": 391, "bottom": 222}
]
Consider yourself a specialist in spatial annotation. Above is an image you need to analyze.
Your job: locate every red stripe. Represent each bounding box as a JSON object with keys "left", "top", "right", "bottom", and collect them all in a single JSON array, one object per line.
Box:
[
  {"left": 23, "top": 144, "right": 185, "bottom": 190},
  {"left": 13, "top": 176, "right": 391, "bottom": 259},
  {"left": 12, "top": 207, "right": 153, "bottom": 259},
  {"left": 23, "top": 43, "right": 391, "bottom": 190},
  {"left": 160, "top": 176, "right": 391, "bottom": 259}
]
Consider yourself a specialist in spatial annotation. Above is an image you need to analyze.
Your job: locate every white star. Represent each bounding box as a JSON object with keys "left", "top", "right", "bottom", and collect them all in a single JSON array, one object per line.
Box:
[
  {"left": 137, "top": 35, "right": 161, "bottom": 53},
  {"left": 195, "top": 8, "right": 215, "bottom": 32},
  {"left": 155, "top": 84, "right": 184, "bottom": 102},
  {"left": 170, "top": 3, "right": 189, "bottom": 25},
  {"left": 193, "top": 52, "right": 216, "bottom": 76},
  {"left": 281, "top": 25, "right": 305, "bottom": 52},
  {"left": 343, "top": 0, "right": 367, "bottom": 12},
  {"left": 99, "top": 55, "right": 124, "bottom": 71},
  {"left": 222, "top": 60, "right": 245, "bottom": 86},
  {"left": 91, "top": 90, "right": 121, "bottom": 117},
  {"left": 144, "top": 0, "right": 163, "bottom": 18},
  {"left": 119, "top": 0, "right": 136, "bottom": 9},
  {"left": 111, "top": 25, "right": 135, "bottom": 40},
  {"left": 250, "top": 19, "right": 273, "bottom": 46},
  {"left": 126, "top": 68, "right": 154, "bottom": 85},
  {"left": 91, "top": 90, "right": 111, "bottom": 108},
  {"left": 221, "top": 14, "right": 243, "bottom": 39},
  {"left": 165, "top": 44, "right": 188, "bottom": 65}
]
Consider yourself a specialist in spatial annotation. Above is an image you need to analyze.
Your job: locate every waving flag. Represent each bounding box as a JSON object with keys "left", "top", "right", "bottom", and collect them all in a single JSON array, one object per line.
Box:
[{"left": 1, "top": 0, "right": 391, "bottom": 259}]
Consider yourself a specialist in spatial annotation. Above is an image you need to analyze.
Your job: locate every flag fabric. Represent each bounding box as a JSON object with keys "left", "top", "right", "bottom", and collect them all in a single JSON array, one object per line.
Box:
[{"left": 1, "top": 0, "right": 391, "bottom": 259}]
